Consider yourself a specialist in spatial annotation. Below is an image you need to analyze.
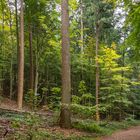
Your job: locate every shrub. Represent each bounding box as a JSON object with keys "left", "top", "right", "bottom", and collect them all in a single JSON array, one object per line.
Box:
[
  {"left": 71, "top": 104, "right": 96, "bottom": 118},
  {"left": 73, "top": 119, "right": 102, "bottom": 133}
]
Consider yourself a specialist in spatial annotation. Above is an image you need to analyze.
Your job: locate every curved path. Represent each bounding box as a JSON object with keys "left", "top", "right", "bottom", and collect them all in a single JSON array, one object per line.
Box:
[{"left": 101, "top": 126, "right": 140, "bottom": 140}]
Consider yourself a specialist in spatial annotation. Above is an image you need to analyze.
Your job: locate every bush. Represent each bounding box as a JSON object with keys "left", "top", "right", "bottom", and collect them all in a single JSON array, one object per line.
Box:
[
  {"left": 71, "top": 104, "right": 96, "bottom": 118},
  {"left": 48, "top": 87, "right": 61, "bottom": 109},
  {"left": 24, "top": 89, "right": 41, "bottom": 110},
  {"left": 73, "top": 119, "right": 102, "bottom": 133}
]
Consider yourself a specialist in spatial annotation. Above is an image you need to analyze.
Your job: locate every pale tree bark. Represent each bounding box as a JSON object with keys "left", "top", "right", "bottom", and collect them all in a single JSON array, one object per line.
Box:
[
  {"left": 17, "top": 0, "right": 24, "bottom": 109},
  {"left": 59, "top": 0, "right": 71, "bottom": 128}
]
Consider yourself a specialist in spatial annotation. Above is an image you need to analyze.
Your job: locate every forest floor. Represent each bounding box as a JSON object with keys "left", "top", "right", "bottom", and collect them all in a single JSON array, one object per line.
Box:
[
  {"left": 0, "top": 98, "right": 140, "bottom": 140},
  {"left": 101, "top": 126, "right": 140, "bottom": 140}
]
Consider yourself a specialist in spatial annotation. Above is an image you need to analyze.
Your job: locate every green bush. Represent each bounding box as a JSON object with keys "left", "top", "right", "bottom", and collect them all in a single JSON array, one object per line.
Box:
[
  {"left": 48, "top": 87, "right": 61, "bottom": 109},
  {"left": 73, "top": 120, "right": 102, "bottom": 133},
  {"left": 71, "top": 104, "right": 96, "bottom": 118},
  {"left": 24, "top": 89, "right": 41, "bottom": 110}
]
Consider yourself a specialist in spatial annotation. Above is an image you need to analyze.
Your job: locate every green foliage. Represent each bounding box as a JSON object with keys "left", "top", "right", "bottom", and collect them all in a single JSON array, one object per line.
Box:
[
  {"left": 72, "top": 95, "right": 81, "bottom": 104},
  {"left": 73, "top": 119, "right": 103, "bottom": 133},
  {"left": 48, "top": 87, "right": 61, "bottom": 109},
  {"left": 71, "top": 104, "right": 96, "bottom": 118},
  {"left": 78, "top": 80, "right": 87, "bottom": 96},
  {"left": 25, "top": 89, "right": 41, "bottom": 110},
  {"left": 99, "top": 44, "right": 132, "bottom": 119}
]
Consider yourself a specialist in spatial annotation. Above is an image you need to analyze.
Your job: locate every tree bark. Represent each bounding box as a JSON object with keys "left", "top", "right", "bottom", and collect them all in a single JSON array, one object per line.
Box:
[
  {"left": 34, "top": 34, "right": 39, "bottom": 96},
  {"left": 0, "top": 0, "right": 5, "bottom": 95},
  {"left": 80, "top": 0, "right": 84, "bottom": 54},
  {"left": 15, "top": 0, "right": 19, "bottom": 62},
  {"left": 29, "top": 24, "right": 34, "bottom": 90},
  {"left": 8, "top": 0, "right": 13, "bottom": 99},
  {"left": 95, "top": 22, "right": 100, "bottom": 122},
  {"left": 15, "top": 0, "right": 19, "bottom": 99},
  {"left": 17, "top": 0, "right": 24, "bottom": 110},
  {"left": 59, "top": 0, "right": 71, "bottom": 128}
]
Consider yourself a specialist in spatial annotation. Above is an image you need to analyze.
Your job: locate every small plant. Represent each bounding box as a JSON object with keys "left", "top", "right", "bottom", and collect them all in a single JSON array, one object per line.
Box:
[
  {"left": 48, "top": 87, "right": 61, "bottom": 109},
  {"left": 25, "top": 89, "right": 41, "bottom": 110},
  {"left": 78, "top": 80, "right": 87, "bottom": 96},
  {"left": 72, "top": 95, "right": 81, "bottom": 104}
]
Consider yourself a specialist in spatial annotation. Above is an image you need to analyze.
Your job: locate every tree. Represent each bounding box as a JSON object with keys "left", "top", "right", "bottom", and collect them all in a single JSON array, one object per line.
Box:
[
  {"left": 59, "top": 0, "right": 71, "bottom": 128},
  {"left": 99, "top": 44, "right": 131, "bottom": 120},
  {"left": 17, "top": 0, "right": 24, "bottom": 109},
  {"left": 95, "top": 13, "right": 100, "bottom": 122}
]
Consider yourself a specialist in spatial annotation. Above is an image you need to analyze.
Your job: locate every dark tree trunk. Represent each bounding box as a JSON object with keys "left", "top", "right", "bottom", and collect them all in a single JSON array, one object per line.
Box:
[{"left": 59, "top": 0, "right": 71, "bottom": 128}]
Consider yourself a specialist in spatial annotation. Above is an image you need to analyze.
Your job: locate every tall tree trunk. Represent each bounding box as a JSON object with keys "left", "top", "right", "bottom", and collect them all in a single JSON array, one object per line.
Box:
[
  {"left": 59, "top": 0, "right": 71, "bottom": 128},
  {"left": 15, "top": 0, "right": 19, "bottom": 67},
  {"left": 95, "top": 22, "right": 100, "bottom": 122},
  {"left": 8, "top": 0, "right": 13, "bottom": 99},
  {"left": 0, "top": 0, "right": 5, "bottom": 95},
  {"left": 80, "top": 0, "right": 84, "bottom": 54},
  {"left": 80, "top": 0, "right": 84, "bottom": 80},
  {"left": 29, "top": 24, "right": 34, "bottom": 90},
  {"left": 34, "top": 35, "right": 39, "bottom": 95},
  {"left": 15, "top": 0, "right": 19, "bottom": 99},
  {"left": 17, "top": 0, "right": 24, "bottom": 109}
]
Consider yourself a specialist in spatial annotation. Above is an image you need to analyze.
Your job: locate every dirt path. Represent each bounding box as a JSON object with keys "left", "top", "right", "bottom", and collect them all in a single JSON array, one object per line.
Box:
[{"left": 101, "top": 126, "right": 140, "bottom": 140}]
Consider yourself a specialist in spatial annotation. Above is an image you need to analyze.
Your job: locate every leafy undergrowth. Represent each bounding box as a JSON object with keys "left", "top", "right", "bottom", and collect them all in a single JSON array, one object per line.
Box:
[
  {"left": 0, "top": 111, "right": 140, "bottom": 140},
  {"left": 73, "top": 118, "right": 140, "bottom": 137}
]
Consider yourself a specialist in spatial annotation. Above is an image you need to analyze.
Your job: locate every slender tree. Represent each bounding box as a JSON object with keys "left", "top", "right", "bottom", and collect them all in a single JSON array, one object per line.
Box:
[
  {"left": 8, "top": 0, "right": 14, "bottom": 99},
  {"left": 15, "top": 0, "right": 19, "bottom": 61},
  {"left": 29, "top": 23, "right": 34, "bottom": 90},
  {"left": 59, "top": 0, "right": 71, "bottom": 128},
  {"left": 17, "top": 0, "right": 24, "bottom": 109},
  {"left": 95, "top": 7, "right": 100, "bottom": 122},
  {"left": 80, "top": 0, "right": 84, "bottom": 54}
]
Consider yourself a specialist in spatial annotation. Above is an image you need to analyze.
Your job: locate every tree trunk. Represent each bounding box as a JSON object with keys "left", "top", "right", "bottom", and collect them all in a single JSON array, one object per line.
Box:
[
  {"left": 15, "top": 0, "right": 19, "bottom": 99},
  {"left": 34, "top": 52, "right": 38, "bottom": 96},
  {"left": 0, "top": 0, "right": 5, "bottom": 95},
  {"left": 8, "top": 0, "right": 13, "bottom": 99},
  {"left": 29, "top": 24, "right": 34, "bottom": 90},
  {"left": 80, "top": 0, "right": 84, "bottom": 80},
  {"left": 95, "top": 22, "right": 100, "bottom": 122},
  {"left": 80, "top": 0, "right": 84, "bottom": 54},
  {"left": 59, "top": 0, "right": 71, "bottom": 128},
  {"left": 17, "top": 0, "right": 24, "bottom": 109},
  {"left": 34, "top": 35, "right": 39, "bottom": 96},
  {"left": 15, "top": 0, "right": 19, "bottom": 61}
]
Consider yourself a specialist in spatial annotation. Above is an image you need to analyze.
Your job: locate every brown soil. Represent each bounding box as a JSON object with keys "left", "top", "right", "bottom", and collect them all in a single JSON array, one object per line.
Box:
[
  {"left": 0, "top": 98, "right": 29, "bottom": 111},
  {"left": 101, "top": 126, "right": 140, "bottom": 140}
]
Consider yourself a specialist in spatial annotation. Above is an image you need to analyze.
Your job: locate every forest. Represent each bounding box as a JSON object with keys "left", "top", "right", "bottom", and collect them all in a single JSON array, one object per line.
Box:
[{"left": 0, "top": 0, "right": 140, "bottom": 139}]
